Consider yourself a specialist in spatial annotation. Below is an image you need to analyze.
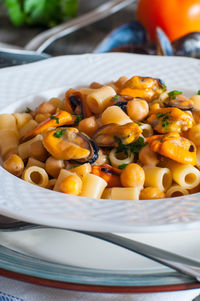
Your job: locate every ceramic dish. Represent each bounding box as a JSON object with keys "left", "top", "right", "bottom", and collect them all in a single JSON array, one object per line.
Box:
[
  {"left": 0, "top": 228, "right": 200, "bottom": 292},
  {"left": 1, "top": 53, "right": 200, "bottom": 233}
]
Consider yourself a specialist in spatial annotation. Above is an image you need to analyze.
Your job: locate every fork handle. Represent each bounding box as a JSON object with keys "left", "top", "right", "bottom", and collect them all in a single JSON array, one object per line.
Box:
[
  {"left": 79, "top": 231, "right": 200, "bottom": 282},
  {"left": 24, "top": 0, "right": 136, "bottom": 53}
]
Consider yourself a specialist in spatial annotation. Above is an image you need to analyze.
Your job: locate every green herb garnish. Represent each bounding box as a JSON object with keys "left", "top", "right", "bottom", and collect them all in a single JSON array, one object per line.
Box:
[
  {"left": 50, "top": 115, "right": 59, "bottom": 124},
  {"left": 106, "top": 155, "right": 112, "bottom": 165},
  {"left": 134, "top": 121, "right": 142, "bottom": 126},
  {"left": 162, "top": 84, "right": 166, "bottom": 93},
  {"left": 197, "top": 90, "right": 200, "bottom": 95},
  {"left": 25, "top": 107, "right": 32, "bottom": 113},
  {"left": 113, "top": 95, "right": 120, "bottom": 102},
  {"left": 118, "top": 163, "right": 128, "bottom": 170},
  {"left": 168, "top": 90, "right": 182, "bottom": 100},
  {"left": 116, "top": 137, "right": 145, "bottom": 156},
  {"left": 156, "top": 112, "right": 170, "bottom": 131},
  {"left": 74, "top": 114, "right": 83, "bottom": 126},
  {"left": 5, "top": 0, "right": 78, "bottom": 27},
  {"left": 53, "top": 129, "right": 66, "bottom": 138}
]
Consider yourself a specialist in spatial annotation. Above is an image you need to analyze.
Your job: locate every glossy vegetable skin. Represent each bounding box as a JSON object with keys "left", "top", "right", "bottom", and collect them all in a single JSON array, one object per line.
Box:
[{"left": 137, "top": 0, "right": 200, "bottom": 42}]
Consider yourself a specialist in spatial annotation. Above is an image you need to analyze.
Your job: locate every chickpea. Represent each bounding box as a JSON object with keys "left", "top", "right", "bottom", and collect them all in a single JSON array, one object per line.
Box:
[
  {"left": 3, "top": 154, "right": 24, "bottom": 177},
  {"left": 120, "top": 163, "right": 145, "bottom": 187},
  {"left": 45, "top": 156, "right": 65, "bottom": 178},
  {"left": 35, "top": 113, "right": 51, "bottom": 123},
  {"left": 36, "top": 102, "right": 56, "bottom": 115},
  {"left": 127, "top": 98, "right": 149, "bottom": 121},
  {"left": 60, "top": 175, "right": 82, "bottom": 195},
  {"left": 140, "top": 187, "right": 165, "bottom": 200},
  {"left": 139, "top": 144, "right": 159, "bottom": 166},
  {"left": 29, "top": 140, "right": 49, "bottom": 161},
  {"left": 190, "top": 95, "right": 200, "bottom": 111},
  {"left": 78, "top": 116, "right": 98, "bottom": 137},
  {"left": 188, "top": 124, "right": 200, "bottom": 146}
]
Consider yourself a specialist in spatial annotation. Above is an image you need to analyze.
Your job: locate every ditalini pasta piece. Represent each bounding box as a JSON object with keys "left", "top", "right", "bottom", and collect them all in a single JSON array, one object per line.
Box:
[
  {"left": 80, "top": 174, "right": 107, "bottom": 198},
  {"left": 101, "top": 106, "right": 132, "bottom": 125},
  {"left": 102, "top": 187, "right": 141, "bottom": 201},
  {"left": 139, "top": 123, "right": 153, "bottom": 138},
  {"left": 143, "top": 166, "right": 172, "bottom": 191},
  {"left": 166, "top": 185, "right": 189, "bottom": 198},
  {"left": 0, "top": 130, "right": 19, "bottom": 158},
  {"left": 13, "top": 113, "right": 32, "bottom": 130},
  {"left": 22, "top": 166, "right": 49, "bottom": 188},
  {"left": 109, "top": 148, "right": 134, "bottom": 168},
  {"left": 18, "top": 134, "right": 42, "bottom": 160},
  {"left": 19, "top": 119, "right": 38, "bottom": 138},
  {"left": 190, "top": 95, "right": 200, "bottom": 111},
  {"left": 26, "top": 157, "right": 45, "bottom": 169},
  {"left": 53, "top": 169, "right": 75, "bottom": 192},
  {"left": 70, "top": 163, "right": 91, "bottom": 178},
  {"left": 86, "top": 86, "right": 116, "bottom": 114},
  {"left": 164, "top": 160, "right": 200, "bottom": 189},
  {"left": 0, "top": 114, "right": 18, "bottom": 134},
  {"left": 196, "top": 147, "right": 200, "bottom": 170}
]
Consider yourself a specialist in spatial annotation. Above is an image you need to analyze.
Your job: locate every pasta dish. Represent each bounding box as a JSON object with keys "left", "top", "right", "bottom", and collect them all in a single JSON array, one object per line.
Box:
[{"left": 1, "top": 75, "right": 200, "bottom": 201}]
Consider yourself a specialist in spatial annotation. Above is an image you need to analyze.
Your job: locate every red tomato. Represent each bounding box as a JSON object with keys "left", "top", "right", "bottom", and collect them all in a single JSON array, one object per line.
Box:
[{"left": 137, "top": 0, "right": 200, "bottom": 42}]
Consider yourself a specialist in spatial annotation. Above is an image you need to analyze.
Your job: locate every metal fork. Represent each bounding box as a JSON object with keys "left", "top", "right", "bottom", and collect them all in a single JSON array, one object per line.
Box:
[{"left": 0, "top": 216, "right": 200, "bottom": 282}]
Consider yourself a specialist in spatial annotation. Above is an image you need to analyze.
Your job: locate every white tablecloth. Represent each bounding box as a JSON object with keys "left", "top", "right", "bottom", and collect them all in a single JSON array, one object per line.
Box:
[{"left": 1, "top": 275, "right": 200, "bottom": 301}]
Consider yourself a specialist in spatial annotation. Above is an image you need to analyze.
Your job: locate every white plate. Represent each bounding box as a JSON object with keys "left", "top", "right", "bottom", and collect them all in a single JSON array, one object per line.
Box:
[{"left": 1, "top": 53, "right": 200, "bottom": 233}]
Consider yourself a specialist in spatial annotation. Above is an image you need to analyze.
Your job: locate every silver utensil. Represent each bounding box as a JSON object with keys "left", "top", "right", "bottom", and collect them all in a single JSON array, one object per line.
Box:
[
  {"left": 0, "top": 216, "right": 200, "bottom": 282},
  {"left": 25, "top": 0, "right": 136, "bottom": 53}
]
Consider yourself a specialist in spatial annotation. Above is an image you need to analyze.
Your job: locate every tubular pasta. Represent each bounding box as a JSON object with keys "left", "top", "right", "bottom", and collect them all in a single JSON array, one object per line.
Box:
[
  {"left": 80, "top": 174, "right": 107, "bottom": 198},
  {"left": 18, "top": 134, "right": 42, "bottom": 160},
  {"left": 102, "top": 187, "right": 141, "bottom": 201},
  {"left": 86, "top": 86, "right": 116, "bottom": 114},
  {"left": 166, "top": 185, "right": 189, "bottom": 198},
  {"left": 19, "top": 119, "right": 38, "bottom": 138},
  {"left": 102, "top": 106, "right": 132, "bottom": 125},
  {"left": 139, "top": 123, "right": 153, "bottom": 138},
  {"left": 26, "top": 157, "right": 45, "bottom": 169},
  {"left": 109, "top": 148, "right": 134, "bottom": 168},
  {"left": 143, "top": 166, "right": 172, "bottom": 191},
  {"left": 0, "top": 114, "right": 18, "bottom": 134},
  {"left": 166, "top": 160, "right": 200, "bottom": 189},
  {"left": 0, "top": 130, "right": 19, "bottom": 158},
  {"left": 22, "top": 166, "right": 49, "bottom": 188}
]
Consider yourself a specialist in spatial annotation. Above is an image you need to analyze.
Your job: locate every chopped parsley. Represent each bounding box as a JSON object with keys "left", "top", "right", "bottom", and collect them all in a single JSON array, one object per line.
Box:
[
  {"left": 156, "top": 112, "right": 170, "bottom": 131},
  {"left": 197, "top": 90, "right": 200, "bottom": 95},
  {"left": 134, "top": 121, "right": 142, "bottom": 126},
  {"left": 106, "top": 155, "right": 112, "bottom": 165},
  {"left": 113, "top": 95, "right": 120, "bottom": 102},
  {"left": 74, "top": 114, "right": 83, "bottom": 126},
  {"left": 118, "top": 163, "right": 128, "bottom": 170},
  {"left": 50, "top": 115, "right": 59, "bottom": 124},
  {"left": 116, "top": 136, "right": 145, "bottom": 156},
  {"left": 162, "top": 84, "right": 166, "bottom": 93},
  {"left": 53, "top": 128, "right": 66, "bottom": 138},
  {"left": 25, "top": 107, "right": 32, "bottom": 113},
  {"left": 168, "top": 90, "right": 182, "bottom": 100}
]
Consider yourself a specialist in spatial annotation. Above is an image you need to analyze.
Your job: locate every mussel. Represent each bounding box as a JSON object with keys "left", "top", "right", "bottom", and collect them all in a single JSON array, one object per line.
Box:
[
  {"left": 93, "top": 122, "right": 142, "bottom": 147},
  {"left": 43, "top": 127, "right": 99, "bottom": 164},
  {"left": 156, "top": 27, "right": 200, "bottom": 59}
]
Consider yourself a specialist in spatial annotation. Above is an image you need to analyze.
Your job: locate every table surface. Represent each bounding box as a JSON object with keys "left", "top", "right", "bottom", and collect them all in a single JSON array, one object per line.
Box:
[{"left": 0, "top": 0, "right": 136, "bottom": 55}]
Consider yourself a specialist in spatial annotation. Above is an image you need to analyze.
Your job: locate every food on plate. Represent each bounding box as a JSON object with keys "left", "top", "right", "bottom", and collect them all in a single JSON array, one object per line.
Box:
[{"left": 1, "top": 75, "right": 200, "bottom": 201}]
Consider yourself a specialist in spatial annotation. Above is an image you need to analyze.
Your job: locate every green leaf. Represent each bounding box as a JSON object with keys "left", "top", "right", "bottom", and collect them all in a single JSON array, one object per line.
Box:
[
  {"left": 50, "top": 115, "right": 59, "bottom": 124},
  {"left": 5, "top": 0, "right": 26, "bottom": 26},
  {"left": 62, "top": 0, "right": 78, "bottom": 18},
  {"left": 168, "top": 90, "right": 182, "bottom": 97},
  {"left": 54, "top": 128, "right": 66, "bottom": 138},
  {"left": 130, "top": 136, "right": 145, "bottom": 154},
  {"left": 106, "top": 155, "right": 111, "bottom": 165},
  {"left": 74, "top": 114, "right": 83, "bottom": 126},
  {"left": 24, "top": 0, "right": 62, "bottom": 26},
  {"left": 113, "top": 95, "right": 120, "bottom": 103},
  {"left": 156, "top": 112, "right": 170, "bottom": 131},
  {"left": 197, "top": 90, "right": 200, "bottom": 95},
  {"left": 118, "top": 163, "right": 128, "bottom": 170},
  {"left": 25, "top": 107, "right": 32, "bottom": 113}
]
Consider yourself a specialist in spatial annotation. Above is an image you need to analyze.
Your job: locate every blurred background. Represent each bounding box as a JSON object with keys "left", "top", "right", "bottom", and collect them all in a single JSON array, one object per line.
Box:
[{"left": 0, "top": 0, "right": 136, "bottom": 55}]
